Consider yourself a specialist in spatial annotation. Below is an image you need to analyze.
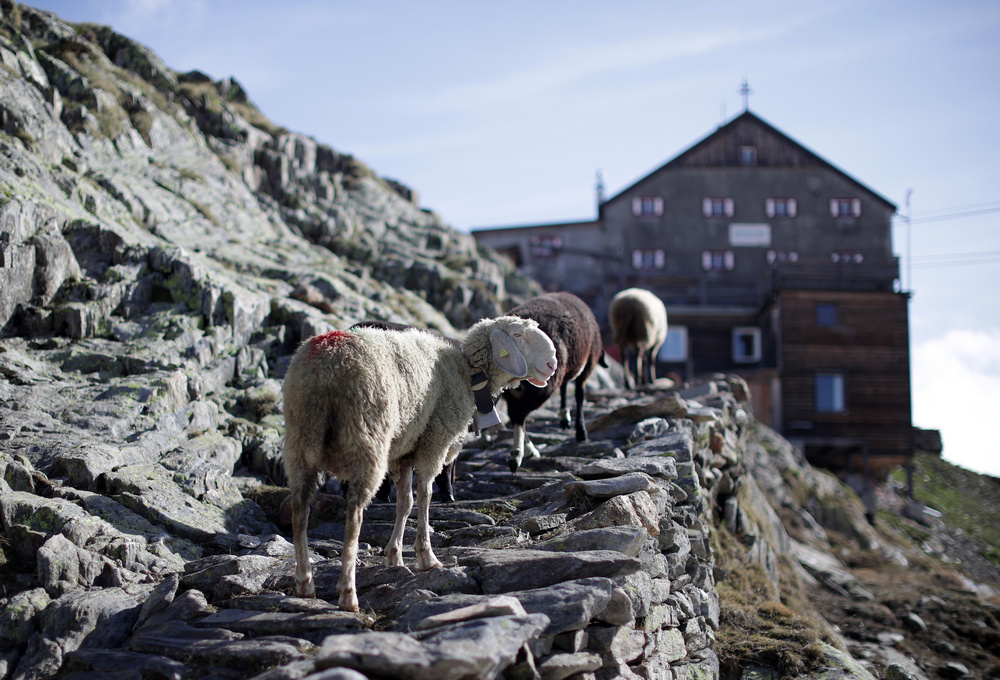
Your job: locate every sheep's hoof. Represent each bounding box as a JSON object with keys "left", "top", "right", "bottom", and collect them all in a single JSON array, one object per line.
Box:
[
  {"left": 508, "top": 455, "right": 520, "bottom": 474},
  {"left": 294, "top": 576, "right": 315, "bottom": 599}
]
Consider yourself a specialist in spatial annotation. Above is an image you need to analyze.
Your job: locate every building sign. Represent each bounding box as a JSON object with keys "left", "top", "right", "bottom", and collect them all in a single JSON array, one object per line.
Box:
[{"left": 729, "top": 223, "right": 771, "bottom": 247}]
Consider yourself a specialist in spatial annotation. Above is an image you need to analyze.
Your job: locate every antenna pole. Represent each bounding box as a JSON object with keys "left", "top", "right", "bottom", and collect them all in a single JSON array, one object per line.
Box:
[{"left": 905, "top": 189, "right": 913, "bottom": 292}]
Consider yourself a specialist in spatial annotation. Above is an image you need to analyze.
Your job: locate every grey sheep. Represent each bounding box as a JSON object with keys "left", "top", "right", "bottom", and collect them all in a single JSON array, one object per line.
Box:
[
  {"left": 608, "top": 287, "right": 668, "bottom": 389},
  {"left": 282, "top": 316, "right": 557, "bottom": 611},
  {"left": 503, "top": 292, "right": 606, "bottom": 473}
]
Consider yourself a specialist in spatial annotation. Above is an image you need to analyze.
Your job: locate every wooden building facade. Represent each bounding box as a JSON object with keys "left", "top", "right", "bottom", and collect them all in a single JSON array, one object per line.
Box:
[{"left": 473, "top": 111, "right": 913, "bottom": 480}]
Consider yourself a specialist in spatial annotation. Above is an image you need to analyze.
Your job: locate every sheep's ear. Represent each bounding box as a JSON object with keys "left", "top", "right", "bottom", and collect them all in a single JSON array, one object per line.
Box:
[{"left": 490, "top": 328, "right": 528, "bottom": 378}]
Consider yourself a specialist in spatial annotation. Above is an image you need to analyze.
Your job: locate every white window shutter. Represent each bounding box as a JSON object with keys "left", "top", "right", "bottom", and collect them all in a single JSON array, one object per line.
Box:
[
  {"left": 632, "top": 250, "right": 642, "bottom": 269},
  {"left": 852, "top": 199, "right": 862, "bottom": 217},
  {"left": 829, "top": 199, "right": 839, "bottom": 217},
  {"left": 765, "top": 199, "right": 775, "bottom": 218},
  {"left": 701, "top": 251, "right": 712, "bottom": 270},
  {"left": 655, "top": 249, "right": 665, "bottom": 268},
  {"left": 724, "top": 198, "right": 734, "bottom": 217},
  {"left": 724, "top": 251, "right": 735, "bottom": 271},
  {"left": 654, "top": 197, "right": 664, "bottom": 216},
  {"left": 788, "top": 198, "right": 797, "bottom": 217},
  {"left": 702, "top": 198, "right": 712, "bottom": 217},
  {"left": 632, "top": 197, "right": 642, "bottom": 216}
]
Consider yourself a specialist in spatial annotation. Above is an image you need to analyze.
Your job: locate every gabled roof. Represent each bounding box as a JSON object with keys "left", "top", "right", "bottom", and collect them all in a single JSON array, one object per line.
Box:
[{"left": 607, "top": 110, "right": 897, "bottom": 212}]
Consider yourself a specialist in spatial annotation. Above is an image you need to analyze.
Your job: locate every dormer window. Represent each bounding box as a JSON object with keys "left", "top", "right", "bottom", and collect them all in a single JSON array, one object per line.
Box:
[
  {"left": 738, "top": 146, "right": 757, "bottom": 166},
  {"left": 632, "top": 196, "right": 663, "bottom": 217}
]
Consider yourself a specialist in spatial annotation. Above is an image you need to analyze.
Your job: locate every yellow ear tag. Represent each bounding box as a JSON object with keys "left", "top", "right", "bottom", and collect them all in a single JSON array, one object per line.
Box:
[{"left": 499, "top": 349, "right": 509, "bottom": 357}]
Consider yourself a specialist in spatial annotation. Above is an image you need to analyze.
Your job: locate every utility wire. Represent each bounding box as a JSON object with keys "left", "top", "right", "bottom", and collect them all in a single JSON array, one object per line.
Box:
[{"left": 907, "top": 205, "right": 1000, "bottom": 225}]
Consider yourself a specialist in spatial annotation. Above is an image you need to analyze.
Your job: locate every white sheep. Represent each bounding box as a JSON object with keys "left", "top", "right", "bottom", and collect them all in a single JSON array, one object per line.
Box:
[
  {"left": 608, "top": 288, "right": 668, "bottom": 389},
  {"left": 282, "top": 316, "right": 557, "bottom": 611}
]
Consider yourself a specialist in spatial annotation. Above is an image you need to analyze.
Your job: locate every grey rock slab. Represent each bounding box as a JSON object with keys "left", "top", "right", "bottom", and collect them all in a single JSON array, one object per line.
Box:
[
  {"left": 522, "top": 513, "right": 569, "bottom": 534},
  {"left": 537, "top": 651, "right": 603, "bottom": 680},
  {"left": 13, "top": 588, "right": 140, "bottom": 680},
  {"left": 60, "top": 648, "right": 191, "bottom": 680},
  {"left": 460, "top": 549, "right": 641, "bottom": 594},
  {"left": 219, "top": 594, "right": 343, "bottom": 614},
  {"left": 587, "top": 624, "right": 645, "bottom": 665},
  {"left": 575, "top": 457, "right": 677, "bottom": 481},
  {"left": 564, "top": 472, "right": 661, "bottom": 498},
  {"left": 182, "top": 554, "right": 281, "bottom": 601},
  {"left": 625, "top": 432, "right": 694, "bottom": 461},
  {"left": 571, "top": 491, "right": 661, "bottom": 537},
  {"left": 133, "top": 572, "right": 180, "bottom": 631},
  {"left": 534, "top": 526, "right": 649, "bottom": 557},
  {"left": 594, "top": 587, "right": 634, "bottom": 626},
  {"left": 95, "top": 463, "right": 233, "bottom": 540},
  {"left": 191, "top": 609, "right": 369, "bottom": 637},
  {"left": 0, "top": 588, "right": 51, "bottom": 650},
  {"left": 141, "top": 589, "right": 213, "bottom": 628},
  {"left": 414, "top": 595, "right": 526, "bottom": 630},
  {"left": 616, "top": 570, "right": 653, "bottom": 619},
  {"left": 317, "top": 613, "right": 549, "bottom": 680},
  {"left": 394, "top": 577, "right": 614, "bottom": 637},
  {"left": 36, "top": 533, "right": 114, "bottom": 595}
]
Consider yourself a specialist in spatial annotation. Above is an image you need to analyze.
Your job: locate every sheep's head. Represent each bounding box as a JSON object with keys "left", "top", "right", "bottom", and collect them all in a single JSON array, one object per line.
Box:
[{"left": 465, "top": 316, "right": 557, "bottom": 390}]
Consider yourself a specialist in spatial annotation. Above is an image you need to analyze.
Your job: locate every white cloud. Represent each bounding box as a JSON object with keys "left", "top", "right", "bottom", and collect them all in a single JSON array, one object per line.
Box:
[{"left": 912, "top": 329, "right": 1000, "bottom": 477}]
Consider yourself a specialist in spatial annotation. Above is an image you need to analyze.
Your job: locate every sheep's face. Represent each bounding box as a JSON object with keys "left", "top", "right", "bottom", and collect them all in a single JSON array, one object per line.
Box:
[{"left": 499, "top": 318, "right": 557, "bottom": 388}]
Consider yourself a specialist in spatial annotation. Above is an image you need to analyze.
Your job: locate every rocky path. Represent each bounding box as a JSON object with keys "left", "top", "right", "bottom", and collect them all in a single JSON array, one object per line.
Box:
[{"left": 2, "top": 372, "right": 743, "bottom": 680}]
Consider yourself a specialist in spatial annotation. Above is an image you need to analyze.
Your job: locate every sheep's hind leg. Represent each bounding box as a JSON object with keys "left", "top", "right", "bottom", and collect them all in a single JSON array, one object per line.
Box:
[
  {"left": 574, "top": 375, "right": 588, "bottom": 442},
  {"left": 559, "top": 380, "right": 572, "bottom": 430},
  {"left": 337, "top": 481, "right": 368, "bottom": 612},
  {"left": 289, "top": 467, "right": 317, "bottom": 598},
  {"left": 385, "top": 463, "right": 413, "bottom": 567},
  {"left": 414, "top": 470, "right": 442, "bottom": 572}
]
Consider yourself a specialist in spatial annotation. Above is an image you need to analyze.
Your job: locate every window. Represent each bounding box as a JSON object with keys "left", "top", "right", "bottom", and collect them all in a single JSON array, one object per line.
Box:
[
  {"left": 732, "top": 327, "right": 761, "bottom": 363},
  {"left": 632, "top": 196, "right": 663, "bottom": 217},
  {"left": 658, "top": 326, "right": 688, "bottom": 362},
  {"left": 702, "top": 197, "right": 734, "bottom": 218},
  {"left": 632, "top": 248, "right": 665, "bottom": 270},
  {"left": 530, "top": 235, "right": 562, "bottom": 258},
  {"left": 702, "top": 250, "right": 735, "bottom": 271},
  {"left": 830, "top": 198, "right": 862, "bottom": 218},
  {"left": 766, "top": 250, "right": 799, "bottom": 264},
  {"left": 831, "top": 250, "right": 864, "bottom": 263},
  {"left": 816, "top": 303, "right": 838, "bottom": 327},
  {"left": 738, "top": 146, "right": 757, "bottom": 166},
  {"left": 815, "top": 373, "right": 846, "bottom": 413},
  {"left": 765, "top": 198, "right": 797, "bottom": 218}
]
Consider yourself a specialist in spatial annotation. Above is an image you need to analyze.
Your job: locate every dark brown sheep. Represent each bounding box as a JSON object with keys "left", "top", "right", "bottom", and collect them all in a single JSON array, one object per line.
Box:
[{"left": 504, "top": 292, "right": 606, "bottom": 473}]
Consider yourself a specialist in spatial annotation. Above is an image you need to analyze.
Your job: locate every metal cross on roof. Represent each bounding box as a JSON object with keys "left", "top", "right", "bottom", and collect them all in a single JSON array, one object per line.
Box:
[{"left": 739, "top": 78, "right": 752, "bottom": 111}]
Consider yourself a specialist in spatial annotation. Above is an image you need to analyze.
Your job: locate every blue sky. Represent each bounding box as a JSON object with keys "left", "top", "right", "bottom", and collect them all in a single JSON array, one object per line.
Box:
[{"left": 23, "top": 1, "right": 1000, "bottom": 477}]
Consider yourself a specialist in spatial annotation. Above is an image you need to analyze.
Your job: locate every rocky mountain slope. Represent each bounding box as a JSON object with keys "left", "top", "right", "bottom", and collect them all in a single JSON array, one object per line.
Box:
[{"left": 1, "top": 3, "right": 999, "bottom": 679}]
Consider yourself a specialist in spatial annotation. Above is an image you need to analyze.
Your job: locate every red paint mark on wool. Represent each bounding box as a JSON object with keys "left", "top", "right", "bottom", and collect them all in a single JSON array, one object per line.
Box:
[{"left": 308, "top": 330, "right": 351, "bottom": 356}]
